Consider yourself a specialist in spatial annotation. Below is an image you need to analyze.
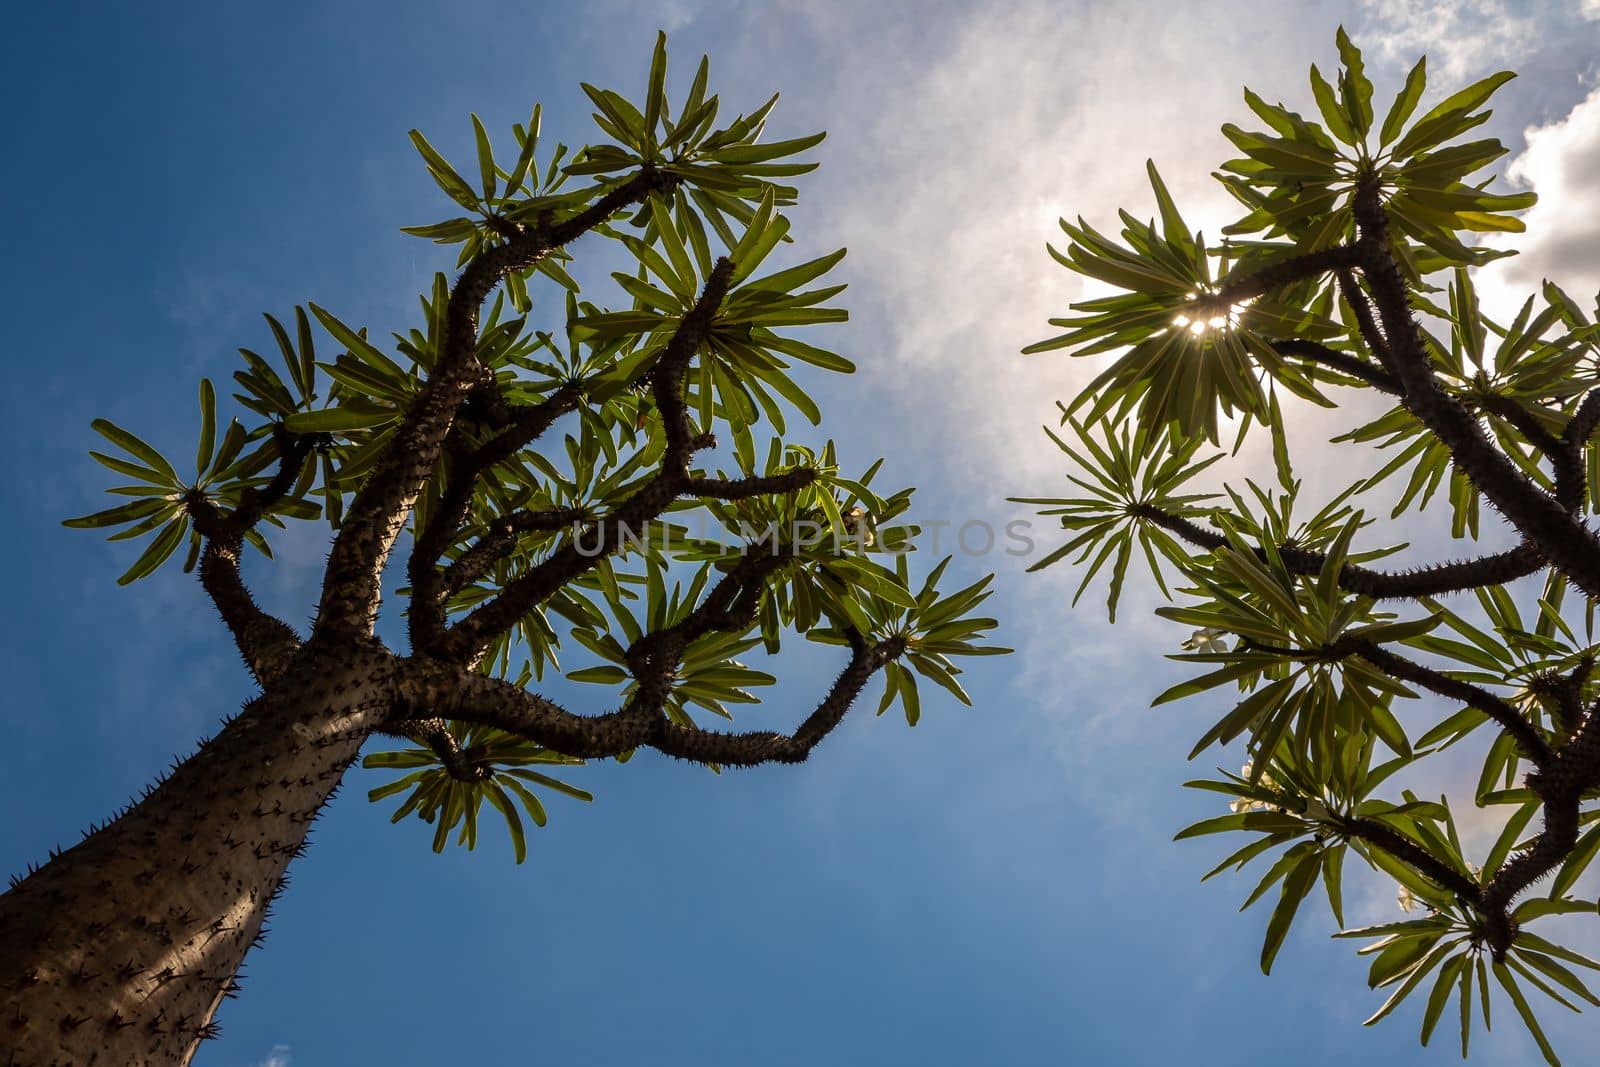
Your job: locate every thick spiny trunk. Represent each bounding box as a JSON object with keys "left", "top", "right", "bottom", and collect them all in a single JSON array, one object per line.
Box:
[{"left": 0, "top": 641, "right": 395, "bottom": 1065}]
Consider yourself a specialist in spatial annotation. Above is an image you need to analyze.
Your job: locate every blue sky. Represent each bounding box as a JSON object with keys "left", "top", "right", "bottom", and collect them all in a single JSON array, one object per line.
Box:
[{"left": 4, "top": 2, "right": 1600, "bottom": 1064}]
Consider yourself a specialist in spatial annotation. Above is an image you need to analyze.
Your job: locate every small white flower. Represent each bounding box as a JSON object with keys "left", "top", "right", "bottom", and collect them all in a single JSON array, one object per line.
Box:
[
  {"left": 1229, "top": 760, "right": 1280, "bottom": 813},
  {"left": 1397, "top": 883, "right": 1417, "bottom": 913},
  {"left": 1183, "top": 627, "right": 1230, "bottom": 654}
]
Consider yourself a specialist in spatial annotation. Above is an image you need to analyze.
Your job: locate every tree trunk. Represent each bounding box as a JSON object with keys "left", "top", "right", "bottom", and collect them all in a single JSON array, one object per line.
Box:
[{"left": 0, "top": 639, "right": 396, "bottom": 1066}]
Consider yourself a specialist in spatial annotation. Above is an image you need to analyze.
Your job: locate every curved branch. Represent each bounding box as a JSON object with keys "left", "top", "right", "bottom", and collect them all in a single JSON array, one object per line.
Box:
[
  {"left": 395, "top": 631, "right": 905, "bottom": 768},
  {"left": 1566, "top": 389, "right": 1600, "bottom": 451},
  {"left": 1554, "top": 390, "right": 1600, "bottom": 512},
  {"left": 1479, "top": 395, "right": 1562, "bottom": 457},
  {"left": 1334, "top": 637, "right": 1552, "bottom": 765},
  {"left": 1271, "top": 339, "right": 1400, "bottom": 393},
  {"left": 1129, "top": 505, "right": 1544, "bottom": 599},
  {"left": 686, "top": 469, "right": 818, "bottom": 500},
  {"left": 397, "top": 663, "right": 647, "bottom": 758},
  {"left": 408, "top": 386, "right": 586, "bottom": 653},
  {"left": 1336, "top": 269, "right": 1395, "bottom": 372},
  {"left": 195, "top": 539, "right": 302, "bottom": 684},
  {"left": 1337, "top": 815, "right": 1481, "bottom": 901},
  {"left": 186, "top": 430, "right": 314, "bottom": 683}
]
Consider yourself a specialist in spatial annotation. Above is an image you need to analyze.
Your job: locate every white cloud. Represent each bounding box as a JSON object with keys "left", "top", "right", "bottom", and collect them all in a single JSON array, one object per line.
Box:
[
  {"left": 258, "top": 1045, "right": 291, "bottom": 1067},
  {"left": 1479, "top": 85, "right": 1600, "bottom": 319}
]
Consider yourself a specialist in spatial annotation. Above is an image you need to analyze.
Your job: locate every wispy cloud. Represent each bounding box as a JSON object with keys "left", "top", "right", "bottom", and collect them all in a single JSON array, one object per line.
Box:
[
  {"left": 795, "top": 0, "right": 1331, "bottom": 484},
  {"left": 1356, "top": 0, "right": 1547, "bottom": 83},
  {"left": 258, "top": 1044, "right": 291, "bottom": 1067}
]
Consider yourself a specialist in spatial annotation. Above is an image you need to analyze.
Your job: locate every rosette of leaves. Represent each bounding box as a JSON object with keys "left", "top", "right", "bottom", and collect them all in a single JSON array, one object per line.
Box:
[
  {"left": 1009, "top": 408, "right": 1223, "bottom": 619},
  {"left": 436, "top": 421, "right": 665, "bottom": 685},
  {"left": 564, "top": 555, "right": 777, "bottom": 730},
  {"left": 1025, "top": 161, "right": 1339, "bottom": 443},
  {"left": 670, "top": 437, "right": 922, "bottom": 647},
  {"left": 563, "top": 35, "right": 826, "bottom": 251},
  {"left": 1177, "top": 744, "right": 1424, "bottom": 974},
  {"left": 1329, "top": 791, "right": 1600, "bottom": 1065},
  {"left": 797, "top": 555, "right": 1008, "bottom": 727},
  {"left": 1335, "top": 902, "right": 1600, "bottom": 1063},
  {"left": 365, "top": 725, "right": 591, "bottom": 864},
  {"left": 1409, "top": 573, "right": 1599, "bottom": 805},
  {"left": 1216, "top": 27, "right": 1535, "bottom": 273},
  {"left": 574, "top": 191, "right": 852, "bottom": 440},
  {"left": 64, "top": 376, "right": 317, "bottom": 583}
]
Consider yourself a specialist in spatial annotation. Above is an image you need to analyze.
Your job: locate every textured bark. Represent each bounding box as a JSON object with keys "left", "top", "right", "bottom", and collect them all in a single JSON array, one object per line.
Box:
[{"left": 0, "top": 639, "right": 397, "bottom": 1065}]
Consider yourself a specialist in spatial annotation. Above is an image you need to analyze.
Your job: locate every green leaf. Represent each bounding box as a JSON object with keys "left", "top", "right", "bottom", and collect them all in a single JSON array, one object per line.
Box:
[
  {"left": 1261, "top": 846, "right": 1322, "bottom": 973},
  {"left": 471, "top": 113, "right": 497, "bottom": 200},
  {"left": 92, "top": 420, "right": 179, "bottom": 486},
  {"left": 1363, "top": 939, "right": 1461, "bottom": 1026},
  {"left": 644, "top": 32, "right": 667, "bottom": 145},
  {"left": 483, "top": 783, "right": 527, "bottom": 864},
  {"left": 1334, "top": 27, "right": 1373, "bottom": 138},
  {"left": 63, "top": 497, "right": 171, "bottom": 530},
  {"left": 409, "top": 129, "right": 479, "bottom": 209},
  {"left": 1421, "top": 954, "right": 1468, "bottom": 1046},
  {"left": 1309, "top": 64, "right": 1356, "bottom": 145},
  {"left": 1380, "top": 57, "right": 1427, "bottom": 147},
  {"left": 1493, "top": 960, "right": 1561, "bottom": 1066},
  {"left": 567, "top": 665, "right": 629, "bottom": 685},
  {"left": 195, "top": 378, "right": 216, "bottom": 473},
  {"left": 1549, "top": 824, "right": 1600, "bottom": 899},
  {"left": 117, "top": 517, "right": 189, "bottom": 585}
]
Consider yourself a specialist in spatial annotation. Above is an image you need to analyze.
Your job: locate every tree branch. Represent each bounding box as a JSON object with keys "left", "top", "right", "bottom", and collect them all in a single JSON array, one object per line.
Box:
[
  {"left": 1555, "top": 391, "right": 1600, "bottom": 512},
  {"left": 1479, "top": 395, "right": 1562, "bottom": 457},
  {"left": 1336, "top": 268, "right": 1395, "bottom": 372},
  {"left": 1206, "top": 245, "right": 1363, "bottom": 309},
  {"left": 383, "top": 717, "right": 493, "bottom": 782},
  {"left": 394, "top": 630, "right": 906, "bottom": 767},
  {"left": 1566, "top": 389, "right": 1600, "bottom": 452},
  {"left": 314, "top": 170, "right": 669, "bottom": 641},
  {"left": 1334, "top": 637, "right": 1552, "bottom": 765},
  {"left": 1129, "top": 504, "right": 1544, "bottom": 599},
  {"left": 1350, "top": 182, "right": 1600, "bottom": 599},
  {"left": 408, "top": 385, "right": 586, "bottom": 654},
  {"left": 1337, "top": 815, "right": 1482, "bottom": 901},
  {"left": 433, "top": 259, "right": 737, "bottom": 664},
  {"left": 438, "top": 506, "right": 589, "bottom": 599},
  {"left": 185, "top": 429, "right": 314, "bottom": 683},
  {"left": 684, "top": 469, "right": 818, "bottom": 500},
  {"left": 1271, "top": 339, "right": 1400, "bottom": 393}
]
